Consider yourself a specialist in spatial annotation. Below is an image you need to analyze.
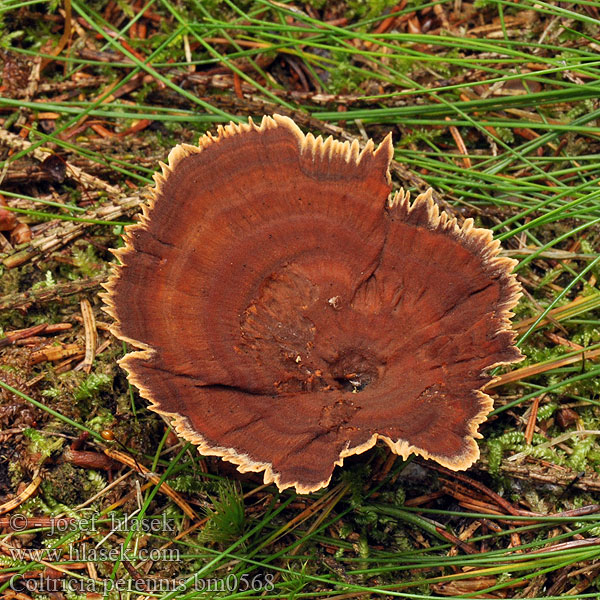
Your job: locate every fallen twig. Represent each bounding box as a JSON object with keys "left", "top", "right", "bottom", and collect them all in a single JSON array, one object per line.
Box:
[
  {"left": 0, "top": 128, "right": 120, "bottom": 195},
  {"left": 0, "top": 275, "right": 105, "bottom": 311}
]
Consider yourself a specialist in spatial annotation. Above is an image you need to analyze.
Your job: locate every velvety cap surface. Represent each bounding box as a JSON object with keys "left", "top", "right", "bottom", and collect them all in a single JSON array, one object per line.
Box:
[{"left": 103, "top": 115, "right": 522, "bottom": 493}]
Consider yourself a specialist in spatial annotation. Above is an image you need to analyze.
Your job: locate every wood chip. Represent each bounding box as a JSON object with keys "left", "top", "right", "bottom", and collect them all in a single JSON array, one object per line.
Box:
[
  {"left": 104, "top": 448, "right": 198, "bottom": 520},
  {"left": 77, "top": 298, "right": 97, "bottom": 373},
  {"left": 30, "top": 342, "right": 83, "bottom": 364},
  {"left": 0, "top": 470, "right": 42, "bottom": 515},
  {"left": 525, "top": 395, "right": 542, "bottom": 445}
]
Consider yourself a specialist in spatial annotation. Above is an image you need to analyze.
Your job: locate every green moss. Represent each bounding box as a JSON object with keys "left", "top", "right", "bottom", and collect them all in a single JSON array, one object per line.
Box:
[
  {"left": 537, "top": 401, "right": 559, "bottom": 421},
  {"left": 326, "top": 57, "right": 364, "bottom": 94},
  {"left": 23, "top": 428, "right": 64, "bottom": 460},
  {"left": 168, "top": 474, "right": 208, "bottom": 494},
  {"left": 74, "top": 373, "right": 112, "bottom": 402},
  {"left": 568, "top": 436, "right": 595, "bottom": 472},
  {"left": 357, "top": 534, "right": 369, "bottom": 559},
  {"left": 86, "top": 407, "right": 116, "bottom": 433},
  {"left": 355, "top": 507, "right": 378, "bottom": 527},
  {"left": 495, "top": 127, "right": 515, "bottom": 145},
  {"left": 71, "top": 243, "right": 104, "bottom": 278},
  {"left": 30, "top": 270, "right": 56, "bottom": 291},
  {"left": 486, "top": 431, "right": 567, "bottom": 476},
  {"left": 8, "top": 460, "right": 24, "bottom": 488},
  {"left": 345, "top": 0, "right": 398, "bottom": 21},
  {"left": 0, "top": 264, "right": 22, "bottom": 295},
  {"left": 41, "top": 463, "right": 105, "bottom": 506},
  {"left": 396, "top": 127, "right": 445, "bottom": 148}
]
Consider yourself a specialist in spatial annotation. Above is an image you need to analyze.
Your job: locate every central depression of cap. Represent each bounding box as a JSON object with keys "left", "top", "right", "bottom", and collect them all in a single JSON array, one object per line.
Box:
[{"left": 103, "top": 115, "right": 522, "bottom": 493}]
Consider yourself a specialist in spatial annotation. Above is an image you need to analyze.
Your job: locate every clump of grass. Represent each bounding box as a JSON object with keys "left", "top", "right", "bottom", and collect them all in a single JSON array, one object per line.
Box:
[{"left": 199, "top": 481, "right": 246, "bottom": 546}]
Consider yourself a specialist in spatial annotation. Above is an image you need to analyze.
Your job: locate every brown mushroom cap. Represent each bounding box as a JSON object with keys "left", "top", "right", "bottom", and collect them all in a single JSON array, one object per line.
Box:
[{"left": 103, "top": 115, "right": 522, "bottom": 493}]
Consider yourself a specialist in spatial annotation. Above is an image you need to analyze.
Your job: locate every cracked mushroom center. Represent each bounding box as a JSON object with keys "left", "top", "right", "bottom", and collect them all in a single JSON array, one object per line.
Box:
[
  {"left": 103, "top": 114, "right": 523, "bottom": 493},
  {"left": 240, "top": 268, "right": 385, "bottom": 396}
]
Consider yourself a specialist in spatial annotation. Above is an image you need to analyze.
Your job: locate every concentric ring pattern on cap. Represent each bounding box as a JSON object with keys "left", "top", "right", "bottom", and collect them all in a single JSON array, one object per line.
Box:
[{"left": 102, "top": 115, "right": 523, "bottom": 493}]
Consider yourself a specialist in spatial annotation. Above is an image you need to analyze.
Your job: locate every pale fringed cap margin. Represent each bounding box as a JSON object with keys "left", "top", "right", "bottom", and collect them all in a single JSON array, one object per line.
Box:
[{"left": 101, "top": 114, "right": 523, "bottom": 494}]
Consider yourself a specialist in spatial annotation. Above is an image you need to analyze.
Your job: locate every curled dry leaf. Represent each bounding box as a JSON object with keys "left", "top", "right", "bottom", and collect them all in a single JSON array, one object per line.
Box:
[
  {"left": 0, "top": 196, "right": 17, "bottom": 232},
  {"left": 41, "top": 154, "right": 67, "bottom": 183},
  {"left": 10, "top": 222, "right": 32, "bottom": 245},
  {"left": 0, "top": 207, "right": 17, "bottom": 232},
  {"left": 103, "top": 115, "right": 523, "bottom": 493}
]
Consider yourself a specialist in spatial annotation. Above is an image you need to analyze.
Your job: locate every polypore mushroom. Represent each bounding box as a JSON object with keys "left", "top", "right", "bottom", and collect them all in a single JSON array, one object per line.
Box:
[{"left": 103, "top": 115, "right": 522, "bottom": 493}]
